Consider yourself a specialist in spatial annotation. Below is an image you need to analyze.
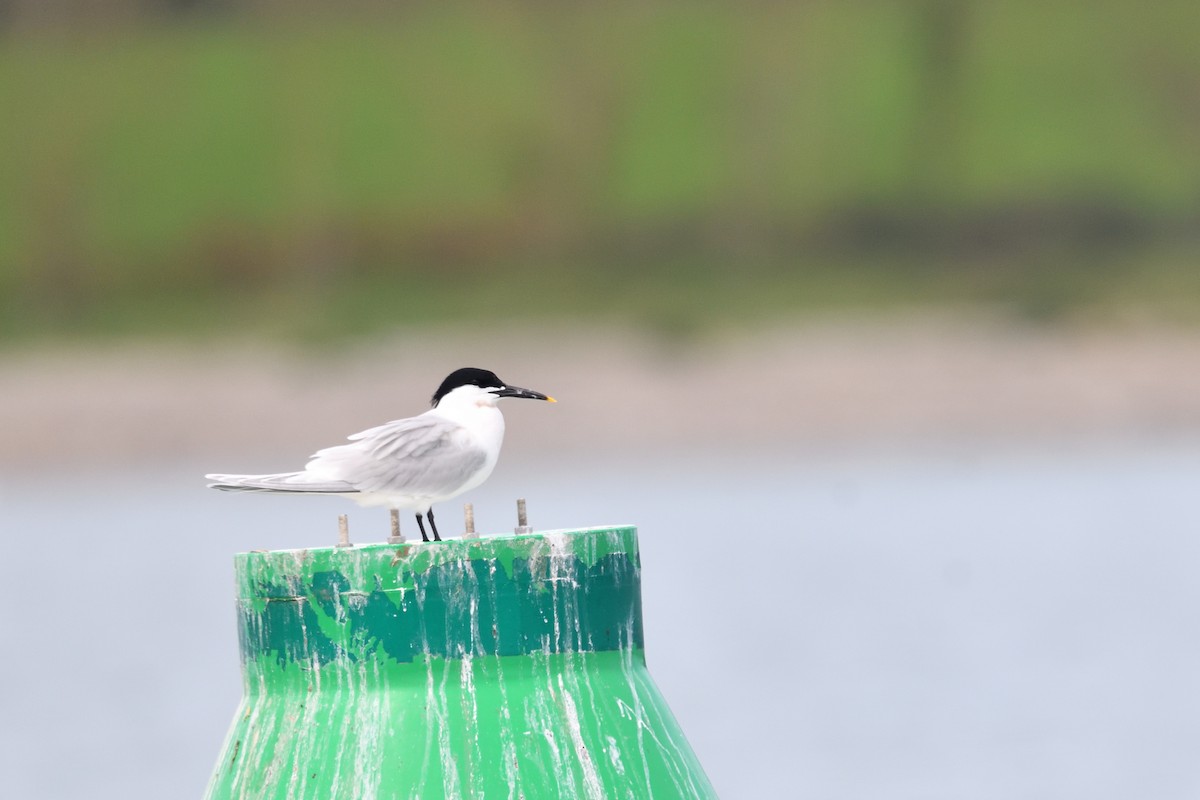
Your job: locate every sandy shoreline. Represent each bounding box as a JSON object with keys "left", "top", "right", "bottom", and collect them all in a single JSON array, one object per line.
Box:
[{"left": 4, "top": 316, "right": 1200, "bottom": 471}]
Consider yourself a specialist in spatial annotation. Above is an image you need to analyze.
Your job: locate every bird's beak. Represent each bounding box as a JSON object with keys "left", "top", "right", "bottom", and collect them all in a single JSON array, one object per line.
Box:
[{"left": 494, "top": 385, "right": 556, "bottom": 402}]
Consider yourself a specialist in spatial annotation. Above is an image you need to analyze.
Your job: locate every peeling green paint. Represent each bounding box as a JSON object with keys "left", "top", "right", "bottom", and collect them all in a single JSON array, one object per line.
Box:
[{"left": 206, "top": 526, "right": 717, "bottom": 800}]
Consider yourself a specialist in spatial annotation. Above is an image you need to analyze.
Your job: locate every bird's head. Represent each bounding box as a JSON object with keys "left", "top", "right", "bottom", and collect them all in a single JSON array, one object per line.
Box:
[{"left": 431, "top": 367, "right": 556, "bottom": 408}]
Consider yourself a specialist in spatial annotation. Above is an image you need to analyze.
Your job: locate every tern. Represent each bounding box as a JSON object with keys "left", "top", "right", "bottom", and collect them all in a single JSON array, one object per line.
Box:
[{"left": 206, "top": 367, "right": 555, "bottom": 542}]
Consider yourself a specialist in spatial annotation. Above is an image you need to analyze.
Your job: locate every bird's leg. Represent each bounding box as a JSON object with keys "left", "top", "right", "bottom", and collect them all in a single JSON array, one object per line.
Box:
[
  {"left": 415, "top": 514, "right": 430, "bottom": 543},
  {"left": 427, "top": 508, "right": 442, "bottom": 541}
]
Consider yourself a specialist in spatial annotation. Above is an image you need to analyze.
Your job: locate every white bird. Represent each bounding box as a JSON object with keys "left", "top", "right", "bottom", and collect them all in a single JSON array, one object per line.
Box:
[{"left": 206, "top": 367, "right": 555, "bottom": 541}]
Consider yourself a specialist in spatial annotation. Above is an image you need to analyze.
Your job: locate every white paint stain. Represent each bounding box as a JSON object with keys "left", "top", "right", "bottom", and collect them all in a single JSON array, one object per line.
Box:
[
  {"left": 605, "top": 735, "right": 626, "bottom": 776},
  {"left": 558, "top": 673, "right": 605, "bottom": 800}
]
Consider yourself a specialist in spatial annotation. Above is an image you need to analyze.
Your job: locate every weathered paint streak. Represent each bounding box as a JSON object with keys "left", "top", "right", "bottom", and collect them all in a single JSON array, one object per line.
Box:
[{"left": 206, "top": 526, "right": 717, "bottom": 800}]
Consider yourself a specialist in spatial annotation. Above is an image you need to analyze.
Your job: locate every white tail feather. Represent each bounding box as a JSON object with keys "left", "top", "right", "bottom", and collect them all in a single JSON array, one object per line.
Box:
[{"left": 205, "top": 472, "right": 358, "bottom": 494}]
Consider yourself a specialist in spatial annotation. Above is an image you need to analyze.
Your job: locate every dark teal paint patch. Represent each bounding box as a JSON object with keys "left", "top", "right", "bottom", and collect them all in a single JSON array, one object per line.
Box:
[{"left": 237, "top": 544, "right": 644, "bottom": 670}]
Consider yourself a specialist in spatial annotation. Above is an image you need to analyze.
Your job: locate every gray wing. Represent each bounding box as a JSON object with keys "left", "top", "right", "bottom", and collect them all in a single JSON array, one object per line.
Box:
[{"left": 307, "top": 415, "right": 488, "bottom": 496}]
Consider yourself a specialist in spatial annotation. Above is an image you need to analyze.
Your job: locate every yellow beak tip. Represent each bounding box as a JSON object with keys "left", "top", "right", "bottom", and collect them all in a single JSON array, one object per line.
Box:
[{"left": 546, "top": 396, "right": 557, "bottom": 403}]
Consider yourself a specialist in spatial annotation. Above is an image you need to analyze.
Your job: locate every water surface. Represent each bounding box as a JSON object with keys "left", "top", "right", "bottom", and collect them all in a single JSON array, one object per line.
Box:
[{"left": 2, "top": 441, "right": 1198, "bottom": 799}]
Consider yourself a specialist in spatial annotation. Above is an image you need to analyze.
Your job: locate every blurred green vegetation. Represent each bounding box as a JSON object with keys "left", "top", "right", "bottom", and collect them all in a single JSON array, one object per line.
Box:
[{"left": 1, "top": 1, "right": 1199, "bottom": 343}]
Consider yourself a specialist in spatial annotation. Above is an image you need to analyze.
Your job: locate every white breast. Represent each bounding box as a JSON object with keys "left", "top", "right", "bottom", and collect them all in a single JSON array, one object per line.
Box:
[{"left": 429, "top": 386, "right": 507, "bottom": 487}]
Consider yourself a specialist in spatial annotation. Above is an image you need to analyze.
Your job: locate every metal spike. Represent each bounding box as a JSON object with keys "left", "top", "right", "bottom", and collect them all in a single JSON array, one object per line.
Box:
[
  {"left": 514, "top": 498, "right": 532, "bottom": 535},
  {"left": 336, "top": 514, "right": 352, "bottom": 548},
  {"left": 463, "top": 503, "right": 478, "bottom": 539},
  {"left": 387, "top": 508, "right": 405, "bottom": 544}
]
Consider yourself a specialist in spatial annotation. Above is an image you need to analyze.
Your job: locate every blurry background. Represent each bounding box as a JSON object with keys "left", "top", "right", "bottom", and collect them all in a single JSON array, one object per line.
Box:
[{"left": 2, "top": 1, "right": 1200, "bottom": 798}]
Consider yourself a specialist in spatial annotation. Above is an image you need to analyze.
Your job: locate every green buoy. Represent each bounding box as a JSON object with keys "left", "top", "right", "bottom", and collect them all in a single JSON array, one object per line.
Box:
[{"left": 205, "top": 525, "right": 719, "bottom": 799}]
